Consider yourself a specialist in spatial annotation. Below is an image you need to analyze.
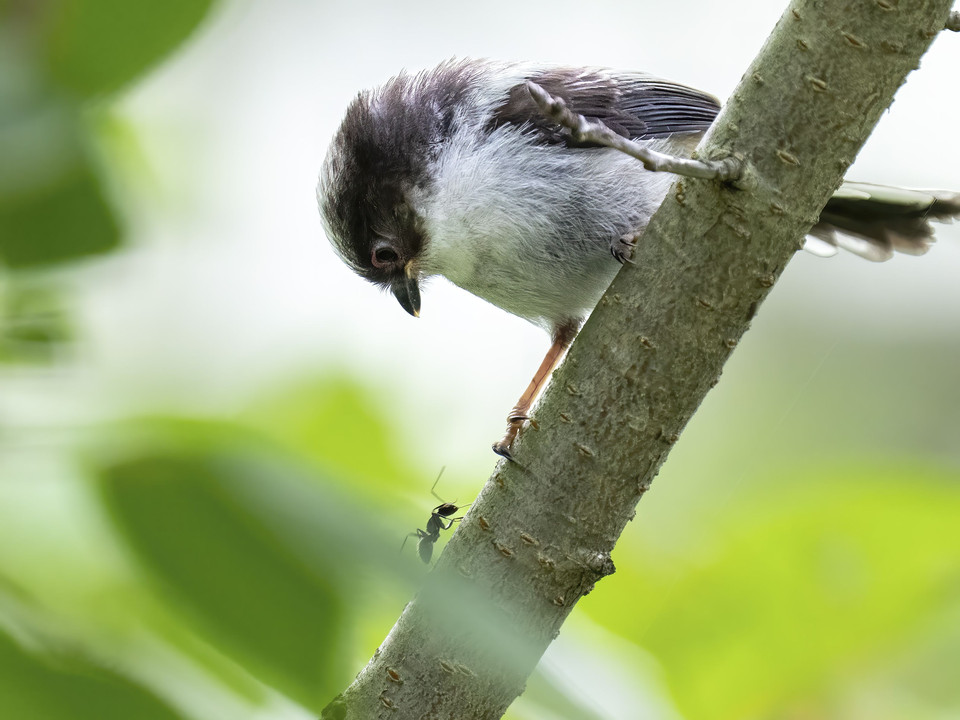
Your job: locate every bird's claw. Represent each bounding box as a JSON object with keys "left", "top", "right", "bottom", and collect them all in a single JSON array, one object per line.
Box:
[
  {"left": 491, "top": 440, "right": 514, "bottom": 460},
  {"left": 611, "top": 233, "right": 638, "bottom": 264},
  {"left": 493, "top": 413, "right": 527, "bottom": 460}
]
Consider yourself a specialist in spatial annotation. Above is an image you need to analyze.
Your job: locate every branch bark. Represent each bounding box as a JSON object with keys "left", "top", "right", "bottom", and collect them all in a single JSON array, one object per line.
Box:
[{"left": 323, "top": 1, "right": 956, "bottom": 718}]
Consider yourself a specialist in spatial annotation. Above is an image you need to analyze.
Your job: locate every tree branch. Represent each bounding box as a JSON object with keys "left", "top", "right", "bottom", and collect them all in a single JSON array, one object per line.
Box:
[
  {"left": 323, "top": 1, "right": 956, "bottom": 718},
  {"left": 524, "top": 81, "right": 742, "bottom": 181}
]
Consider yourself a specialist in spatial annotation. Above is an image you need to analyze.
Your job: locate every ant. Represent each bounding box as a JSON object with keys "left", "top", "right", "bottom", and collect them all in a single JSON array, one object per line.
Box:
[{"left": 402, "top": 468, "right": 470, "bottom": 564}]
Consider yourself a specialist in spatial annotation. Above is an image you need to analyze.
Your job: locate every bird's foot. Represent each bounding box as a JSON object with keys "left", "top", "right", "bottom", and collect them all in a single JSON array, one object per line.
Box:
[
  {"left": 492, "top": 411, "right": 528, "bottom": 460},
  {"left": 610, "top": 233, "right": 638, "bottom": 264}
]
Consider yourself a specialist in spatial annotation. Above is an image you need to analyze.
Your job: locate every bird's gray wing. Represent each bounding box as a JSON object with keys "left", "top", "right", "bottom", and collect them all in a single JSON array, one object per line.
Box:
[{"left": 487, "top": 67, "right": 721, "bottom": 145}]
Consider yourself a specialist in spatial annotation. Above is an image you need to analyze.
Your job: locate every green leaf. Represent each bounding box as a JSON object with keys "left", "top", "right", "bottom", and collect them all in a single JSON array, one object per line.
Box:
[
  {"left": 98, "top": 445, "right": 350, "bottom": 710},
  {"left": 0, "top": 0, "right": 219, "bottom": 269},
  {"left": 0, "top": 48, "right": 120, "bottom": 268},
  {"left": 241, "top": 375, "right": 420, "bottom": 495},
  {"left": 0, "top": 626, "right": 186, "bottom": 720},
  {"left": 40, "top": 0, "right": 217, "bottom": 98},
  {"left": 0, "top": 151, "right": 120, "bottom": 267},
  {"left": 585, "top": 465, "right": 960, "bottom": 720}
]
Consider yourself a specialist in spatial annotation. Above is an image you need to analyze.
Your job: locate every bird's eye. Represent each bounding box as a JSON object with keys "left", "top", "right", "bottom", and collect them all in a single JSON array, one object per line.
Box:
[{"left": 371, "top": 241, "right": 400, "bottom": 268}]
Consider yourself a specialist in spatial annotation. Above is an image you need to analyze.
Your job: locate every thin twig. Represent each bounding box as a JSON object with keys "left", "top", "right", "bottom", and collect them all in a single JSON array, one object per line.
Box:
[
  {"left": 946, "top": 10, "right": 960, "bottom": 31},
  {"left": 525, "top": 81, "right": 742, "bottom": 182}
]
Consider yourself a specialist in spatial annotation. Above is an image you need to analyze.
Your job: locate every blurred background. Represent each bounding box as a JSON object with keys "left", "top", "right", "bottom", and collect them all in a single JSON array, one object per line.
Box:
[{"left": 1, "top": 1, "right": 958, "bottom": 718}]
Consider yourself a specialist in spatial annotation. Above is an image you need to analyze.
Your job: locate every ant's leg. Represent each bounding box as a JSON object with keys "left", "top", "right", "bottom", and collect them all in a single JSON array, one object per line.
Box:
[
  {"left": 430, "top": 467, "right": 446, "bottom": 504},
  {"left": 401, "top": 528, "right": 428, "bottom": 553}
]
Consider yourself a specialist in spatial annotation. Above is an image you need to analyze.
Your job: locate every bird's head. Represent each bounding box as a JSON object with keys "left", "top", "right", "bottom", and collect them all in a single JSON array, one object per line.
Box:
[
  {"left": 318, "top": 102, "right": 431, "bottom": 315},
  {"left": 318, "top": 67, "right": 479, "bottom": 317},
  {"left": 318, "top": 157, "right": 425, "bottom": 317},
  {"left": 319, "top": 62, "right": 492, "bottom": 317}
]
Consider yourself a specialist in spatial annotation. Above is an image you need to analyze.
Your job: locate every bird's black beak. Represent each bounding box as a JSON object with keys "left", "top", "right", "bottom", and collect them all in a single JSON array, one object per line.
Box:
[{"left": 392, "top": 263, "right": 421, "bottom": 317}]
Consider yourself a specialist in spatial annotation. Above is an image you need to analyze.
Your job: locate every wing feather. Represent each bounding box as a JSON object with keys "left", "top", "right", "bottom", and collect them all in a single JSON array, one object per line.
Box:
[{"left": 488, "top": 68, "right": 721, "bottom": 146}]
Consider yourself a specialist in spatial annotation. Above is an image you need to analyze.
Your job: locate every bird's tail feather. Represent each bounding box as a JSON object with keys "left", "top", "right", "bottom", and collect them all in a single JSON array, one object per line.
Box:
[{"left": 806, "top": 182, "right": 960, "bottom": 261}]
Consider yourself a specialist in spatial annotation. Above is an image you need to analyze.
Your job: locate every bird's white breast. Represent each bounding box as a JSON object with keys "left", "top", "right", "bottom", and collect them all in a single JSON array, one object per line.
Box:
[{"left": 416, "top": 120, "right": 678, "bottom": 331}]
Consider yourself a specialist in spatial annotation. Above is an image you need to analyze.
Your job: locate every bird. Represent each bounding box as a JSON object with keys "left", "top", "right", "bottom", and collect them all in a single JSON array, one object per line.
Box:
[{"left": 317, "top": 59, "right": 960, "bottom": 457}]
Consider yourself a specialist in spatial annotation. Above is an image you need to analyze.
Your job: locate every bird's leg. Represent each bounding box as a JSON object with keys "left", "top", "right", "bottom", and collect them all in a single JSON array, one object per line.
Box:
[{"left": 493, "top": 320, "right": 580, "bottom": 459}]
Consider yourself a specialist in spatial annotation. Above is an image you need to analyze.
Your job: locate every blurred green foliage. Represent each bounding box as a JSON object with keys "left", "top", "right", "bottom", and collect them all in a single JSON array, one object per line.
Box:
[
  {"left": 0, "top": 50, "right": 119, "bottom": 268},
  {"left": 0, "top": 405, "right": 429, "bottom": 717},
  {"left": 100, "top": 448, "right": 347, "bottom": 709},
  {"left": 0, "top": 0, "right": 214, "bottom": 273},
  {"left": 0, "top": 624, "right": 186, "bottom": 720},
  {"left": 585, "top": 466, "right": 960, "bottom": 720},
  {"left": 0, "top": 277, "right": 72, "bottom": 362},
  {"left": 39, "top": 0, "right": 215, "bottom": 98},
  {"left": 88, "top": 414, "right": 433, "bottom": 711},
  {"left": 241, "top": 376, "right": 416, "bottom": 491}
]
